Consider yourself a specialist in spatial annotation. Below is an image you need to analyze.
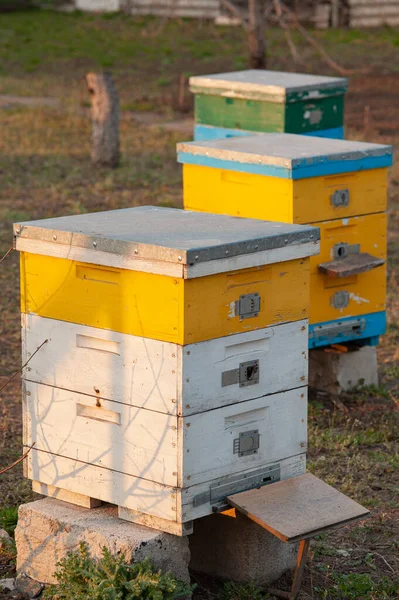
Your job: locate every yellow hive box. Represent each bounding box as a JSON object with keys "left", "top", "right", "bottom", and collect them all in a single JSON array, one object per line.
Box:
[
  {"left": 178, "top": 135, "right": 392, "bottom": 328},
  {"left": 182, "top": 163, "right": 388, "bottom": 225},
  {"left": 16, "top": 206, "right": 320, "bottom": 345}
]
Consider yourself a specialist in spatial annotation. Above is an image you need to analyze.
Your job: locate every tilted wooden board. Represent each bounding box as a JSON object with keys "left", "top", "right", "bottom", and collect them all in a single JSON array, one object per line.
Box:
[
  {"left": 318, "top": 253, "right": 385, "bottom": 278},
  {"left": 227, "top": 473, "right": 369, "bottom": 543}
]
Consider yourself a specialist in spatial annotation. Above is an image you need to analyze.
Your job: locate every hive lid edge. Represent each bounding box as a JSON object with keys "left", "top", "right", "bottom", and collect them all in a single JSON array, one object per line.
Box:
[{"left": 189, "top": 71, "right": 348, "bottom": 101}]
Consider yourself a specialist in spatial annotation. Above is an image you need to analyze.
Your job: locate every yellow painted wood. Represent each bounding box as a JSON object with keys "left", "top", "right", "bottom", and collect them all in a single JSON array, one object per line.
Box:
[
  {"left": 183, "top": 164, "right": 387, "bottom": 224},
  {"left": 20, "top": 253, "right": 310, "bottom": 344},
  {"left": 309, "top": 213, "right": 386, "bottom": 324}
]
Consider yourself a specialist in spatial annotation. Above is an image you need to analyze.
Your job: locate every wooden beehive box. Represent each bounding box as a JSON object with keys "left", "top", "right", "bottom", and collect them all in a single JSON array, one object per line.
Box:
[
  {"left": 190, "top": 70, "right": 348, "bottom": 141},
  {"left": 178, "top": 134, "right": 393, "bottom": 349},
  {"left": 15, "top": 206, "right": 320, "bottom": 534}
]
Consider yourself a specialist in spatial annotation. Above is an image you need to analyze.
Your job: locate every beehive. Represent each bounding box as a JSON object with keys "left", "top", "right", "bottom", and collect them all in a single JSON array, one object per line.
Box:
[
  {"left": 178, "top": 134, "right": 393, "bottom": 348},
  {"left": 190, "top": 70, "right": 348, "bottom": 141},
  {"left": 15, "top": 206, "right": 320, "bottom": 534}
]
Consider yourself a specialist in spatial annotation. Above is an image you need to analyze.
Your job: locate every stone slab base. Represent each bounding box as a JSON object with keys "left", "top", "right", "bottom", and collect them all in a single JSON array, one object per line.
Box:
[
  {"left": 15, "top": 499, "right": 190, "bottom": 585},
  {"left": 189, "top": 511, "right": 298, "bottom": 586},
  {"left": 309, "top": 346, "right": 378, "bottom": 394}
]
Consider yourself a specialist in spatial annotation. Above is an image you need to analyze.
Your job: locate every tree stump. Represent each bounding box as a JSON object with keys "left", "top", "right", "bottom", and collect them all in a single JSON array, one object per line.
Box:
[{"left": 86, "top": 72, "right": 120, "bottom": 168}]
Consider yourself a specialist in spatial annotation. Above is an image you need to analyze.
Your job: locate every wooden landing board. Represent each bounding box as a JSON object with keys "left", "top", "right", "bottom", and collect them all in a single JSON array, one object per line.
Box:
[
  {"left": 318, "top": 253, "right": 385, "bottom": 278},
  {"left": 227, "top": 473, "right": 369, "bottom": 543}
]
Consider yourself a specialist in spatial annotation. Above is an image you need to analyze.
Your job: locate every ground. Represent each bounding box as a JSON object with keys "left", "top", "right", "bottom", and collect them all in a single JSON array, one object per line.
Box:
[{"left": 0, "top": 8, "right": 398, "bottom": 599}]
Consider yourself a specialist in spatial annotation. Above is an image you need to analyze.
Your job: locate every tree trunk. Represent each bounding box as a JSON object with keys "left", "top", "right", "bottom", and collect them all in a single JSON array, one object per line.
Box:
[
  {"left": 248, "top": 0, "right": 267, "bottom": 69},
  {"left": 86, "top": 72, "right": 120, "bottom": 168}
]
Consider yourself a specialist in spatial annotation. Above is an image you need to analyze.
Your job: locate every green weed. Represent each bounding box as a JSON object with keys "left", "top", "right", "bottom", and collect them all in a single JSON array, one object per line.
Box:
[
  {"left": 43, "top": 542, "right": 194, "bottom": 600},
  {"left": 327, "top": 572, "right": 398, "bottom": 599},
  {"left": 0, "top": 506, "right": 18, "bottom": 537},
  {"left": 217, "top": 581, "right": 269, "bottom": 600}
]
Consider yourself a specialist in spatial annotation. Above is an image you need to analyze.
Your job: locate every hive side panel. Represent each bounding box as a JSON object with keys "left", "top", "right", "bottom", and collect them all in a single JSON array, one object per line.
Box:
[
  {"left": 22, "top": 315, "right": 179, "bottom": 415},
  {"left": 181, "top": 387, "right": 308, "bottom": 487},
  {"left": 293, "top": 168, "right": 388, "bottom": 224},
  {"left": 181, "top": 453, "right": 307, "bottom": 522},
  {"left": 180, "top": 320, "right": 308, "bottom": 415},
  {"left": 24, "top": 381, "right": 179, "bottom": 487},
  {"left": 285, "top": 95, "right": 344, "bottom": 134},
  {"left": 183, "top": 260, "right": 310, "bottom": 344},
  {"left": 309, "top": 213, "right": 387, "bottom": 324}
]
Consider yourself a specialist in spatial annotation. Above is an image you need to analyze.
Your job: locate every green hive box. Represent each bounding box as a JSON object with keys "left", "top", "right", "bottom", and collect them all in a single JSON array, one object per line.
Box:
[{"left": 190, "top": 70, "right": 348, "bottom": 140}]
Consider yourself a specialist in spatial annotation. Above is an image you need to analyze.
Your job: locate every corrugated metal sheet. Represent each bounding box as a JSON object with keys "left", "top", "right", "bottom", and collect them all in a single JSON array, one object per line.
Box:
[{"left": 349, "top": 0, "right": 399, "bottom": 27}]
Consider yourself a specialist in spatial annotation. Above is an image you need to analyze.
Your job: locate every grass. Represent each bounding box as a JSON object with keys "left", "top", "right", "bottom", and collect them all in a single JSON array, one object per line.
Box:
[{"left": 0, "top": 9, "right": 398, "bottom": 600}]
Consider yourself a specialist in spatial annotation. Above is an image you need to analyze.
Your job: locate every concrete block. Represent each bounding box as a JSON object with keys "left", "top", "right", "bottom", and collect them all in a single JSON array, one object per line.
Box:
[
  {"left": 15, "top": 499, "right": 190, "bottom": 585},
  {"left": 189, "top": 511, "right": 298, "bottom": 586},
  {"left": 309, "top": 346, "right": 378, "bottom": 394}
]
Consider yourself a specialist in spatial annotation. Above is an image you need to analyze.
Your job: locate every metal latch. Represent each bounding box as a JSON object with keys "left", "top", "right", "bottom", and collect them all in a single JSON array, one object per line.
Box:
[
  {"left": 233, "top": 429, "right": 260, "bottom": 457},
  {"left": 192, "top": 463, "right": 280, "bottom": 508},
  {"left": 333, "top": 243, "right": 360, "bottom": 260},
  {"left": 236, "top": 293, "right": 260, "bottom": 320},
  {"left": 331, "top": 290, "right": 350, "bottom": 309},
  {"left": 222, "top": 359, "right": 260, "bottom": 388},
  {"left": 331, "top": 189, "right": 350, "bottom": 207},
  {"left": 310, "top": 318, "right": 366, "bottom": 340}
]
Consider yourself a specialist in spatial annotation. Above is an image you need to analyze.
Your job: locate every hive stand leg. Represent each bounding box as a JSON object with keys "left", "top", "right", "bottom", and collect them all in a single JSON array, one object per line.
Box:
[
  {"left": 32, "top": 481, "right": 102, "bottom": 509},
  {"left": 269, "top": 538, "right": 310, "bottom": 600}
]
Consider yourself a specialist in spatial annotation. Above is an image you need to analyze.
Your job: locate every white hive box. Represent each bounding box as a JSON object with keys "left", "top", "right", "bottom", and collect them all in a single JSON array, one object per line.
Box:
[{"left": 15, "top": 207, "right": 319, "bottom": 534}]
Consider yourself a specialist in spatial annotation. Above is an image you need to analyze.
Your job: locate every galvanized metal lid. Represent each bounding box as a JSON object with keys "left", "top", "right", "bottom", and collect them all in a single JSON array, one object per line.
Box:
[
  {"left": 177, "top": 134, "right": 393, "bottom": 180},
  {"left": 14, "top": 206, "right": 320, "bottom": 278},
  {"left": 189, "top": 70, "right": 348, "bottom": 103}
]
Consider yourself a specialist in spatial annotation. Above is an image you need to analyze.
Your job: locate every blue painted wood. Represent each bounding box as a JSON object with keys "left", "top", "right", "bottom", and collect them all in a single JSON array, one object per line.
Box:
[
  {"left": 177, "top": 150, "right": 392, "bottom": 180},
  {"left": 308, "top": 311, "right": 386, "bottom": 349},
  {"left": 193, "top": 124, "right": 345, "bottom": 142}
]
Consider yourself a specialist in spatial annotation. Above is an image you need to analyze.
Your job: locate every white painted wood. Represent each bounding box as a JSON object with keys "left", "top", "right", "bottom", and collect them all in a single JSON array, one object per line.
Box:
[
  {"left": 182, "top": 387, "right": 307, "bottom": 487},
  {"left": 21, "top": 316, "right": 210, "bottom": 415},
  {"left": 32, "top": 481, "right": 102, "bottom": 508},
  {"left": 180, "top": 320, "right": 308, "bottom": 413},
  {"left": 16, "top": 237, "right": 319, "bottom": 279},
  {"left": 183, "top": 453, "right": 306, "bottom": 521},
  {"left": 189, "top": 71, "right": 347, "bottom": 102},
  {"left": 349, "top": 0, "right": 399, "bottom": 26},
  {"left": 23, "top": 379, "right": 307, "bottom": 490},
  {"left": 26, "top": 447, "right": 305, "bottom": 525},
  {"left": 22, "top": 314, "right": 179, "bottom": 415},
  {"left": 15, "top": 238, "right": 184, "bottom": 278},
  {"left": 76, "top": 0, "right": 120, "bottom": 11},
  {"left": 22, "top": 315, "right": 308, "bottom": 416},
  {"left": 118, "top": 507, "right": 193, "bottom": 536},
  {"left": 26, "top": 448, "right": 179, "bottom": 521},
  {"left": 24, "top": 381, "right": 179, "bottom": 487}
]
